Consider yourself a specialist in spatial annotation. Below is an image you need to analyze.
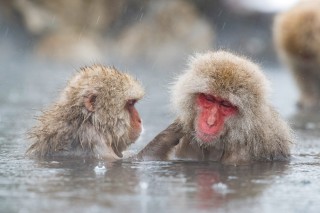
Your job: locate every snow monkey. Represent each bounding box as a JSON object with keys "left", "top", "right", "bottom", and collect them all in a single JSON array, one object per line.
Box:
[
  {"left": 27, "top": 65, "right": 144, "bottom": 160},
  {"left": 139, "top": 51, "right": 293, "bottom": 165},
  {"left": 274, "top": 0, "right": 320, "bottom": 111}
]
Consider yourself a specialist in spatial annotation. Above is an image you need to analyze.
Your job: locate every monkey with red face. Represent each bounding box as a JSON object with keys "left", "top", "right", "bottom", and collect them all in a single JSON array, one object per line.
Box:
[
  {"left": 139, "top": 51, "right": 293, "bottom": 165},
  {"left": 27, "top": 65, "right": 144, "bottom": 160}
]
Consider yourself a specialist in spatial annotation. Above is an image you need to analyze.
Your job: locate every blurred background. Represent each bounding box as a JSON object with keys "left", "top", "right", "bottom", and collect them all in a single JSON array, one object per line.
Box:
[{"left": 0, "top": 0, "right": 299, "bottom": 66}]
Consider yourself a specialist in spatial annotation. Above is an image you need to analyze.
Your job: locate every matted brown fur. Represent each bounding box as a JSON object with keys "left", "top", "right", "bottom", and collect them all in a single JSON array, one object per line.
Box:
[
  {"left": 27, "top": 65, "right": 144, "bottom": 160},
  {"left": 169, "top": 51, "right": 293, "bottom": 165},
  {"left": 274, "top": 0, "right": 320, "bottom": 110}
]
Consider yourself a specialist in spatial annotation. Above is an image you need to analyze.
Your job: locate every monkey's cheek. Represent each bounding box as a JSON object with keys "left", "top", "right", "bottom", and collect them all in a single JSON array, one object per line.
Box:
[{"left": 129, "top": 128, "right": 142, "bottom": 142}]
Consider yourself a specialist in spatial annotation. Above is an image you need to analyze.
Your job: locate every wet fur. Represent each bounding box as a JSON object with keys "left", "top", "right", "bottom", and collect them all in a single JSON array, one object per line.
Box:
[
  {"left": 171, "top": 51, "right": 293, "bottom": 165},
  {"left": 27, "top": 65, "right": 144, "bottom": 160}
]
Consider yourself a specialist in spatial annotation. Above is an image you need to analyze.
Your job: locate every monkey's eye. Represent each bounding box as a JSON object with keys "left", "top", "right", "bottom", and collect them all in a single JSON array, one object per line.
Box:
[
  {"left": 202, "top": 94, "right": 215, "bottom": 102},
  {"left": 220, "top": 101, "right": 233, "bottom": 108},
  {"left": 127, "top": 99, "right": 137, "bottom": 106}
]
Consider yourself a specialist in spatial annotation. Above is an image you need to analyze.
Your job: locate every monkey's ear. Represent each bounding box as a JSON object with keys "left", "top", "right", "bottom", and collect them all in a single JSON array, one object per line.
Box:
[{"left": 84, "top": 94, "right": 97, "bottom": 112}]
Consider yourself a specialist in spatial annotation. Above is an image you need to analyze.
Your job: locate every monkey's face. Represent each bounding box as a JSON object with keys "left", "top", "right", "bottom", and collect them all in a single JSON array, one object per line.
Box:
[
  {"left": 126, "top": 99, "right": 142, "bottom": 142},
  {"left": 194, "top": 93, "right": 238, "bottom": 144}
]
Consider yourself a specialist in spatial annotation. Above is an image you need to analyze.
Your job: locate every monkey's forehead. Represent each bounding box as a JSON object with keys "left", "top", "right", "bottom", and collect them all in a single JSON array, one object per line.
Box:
[
  {"left": 124, "top": 80, "right": 145, "bottom": 100},
  {"left": 79, "top": 65, "right": 131, "bottom": 81},
  {"left": 91, "top": 75, "right": 144, "bottom": 101},
  {"left": 184, "top": 51, "right": 270, "bottom": 96}
]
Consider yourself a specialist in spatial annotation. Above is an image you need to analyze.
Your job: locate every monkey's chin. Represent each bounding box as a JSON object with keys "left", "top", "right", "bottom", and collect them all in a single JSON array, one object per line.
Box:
[
  {"left": 130, "top": 134, "right": 140, "bottom": 144},
  {"left": 196, "top": 131, "right": 218, "bottom": 144},
  {"left": 129, "top": 130, "right": 142, "bottom": 143}
]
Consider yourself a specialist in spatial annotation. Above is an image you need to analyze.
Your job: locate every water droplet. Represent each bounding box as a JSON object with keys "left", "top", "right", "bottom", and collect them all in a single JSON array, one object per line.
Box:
[
  {"left": 222, "top": 22, "right": 226, "bottom": 30},
  {"left": 139, "top": 13, "right": 144, "bottom": 21},
  {"left": 94, "top": 161, "right": 107, "bottom": 175},
  {"left": 301, "top": 180, "right": 311, "bottom": 185},
  {"left": 212, "top": 182, "right": 231, "bottom": 195},
  {"left": 306, "top": 122, "right": 316, "bottom": 130},
  {"left": 96, "top": 15, "right": 101, "bottom": 24},
  {"left": 139, "top": 181, "right": 148, "bottom": 190}
]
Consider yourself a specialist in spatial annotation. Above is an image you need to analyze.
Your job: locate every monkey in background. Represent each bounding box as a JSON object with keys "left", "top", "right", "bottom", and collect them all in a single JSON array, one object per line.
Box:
[
  {"left": 27, "top": 65, "right": 144, "bottom": 160},
  {"left": 139, "top": 51, "right": 293, "bottom": 165},
  {"left": 274, "top": 0, "right": 320, "bottom": 111}
]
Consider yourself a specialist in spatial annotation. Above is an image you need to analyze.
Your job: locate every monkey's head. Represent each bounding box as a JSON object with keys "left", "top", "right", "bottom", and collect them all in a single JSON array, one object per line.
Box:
[
  {"left": 60, "top": 65, "right": 144, "bottom": 151},
  {"left": 274, "top": 1, "right": 320, "bottom": 63},
  {"left": 172, "top": 51, "right": 270, "bottom": 145}
]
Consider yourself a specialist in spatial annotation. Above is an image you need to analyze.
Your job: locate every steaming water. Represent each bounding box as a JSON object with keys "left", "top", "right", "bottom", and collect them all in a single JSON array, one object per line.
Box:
[{"left": 1, "top": 57, "right": 320, "bottom": 213}]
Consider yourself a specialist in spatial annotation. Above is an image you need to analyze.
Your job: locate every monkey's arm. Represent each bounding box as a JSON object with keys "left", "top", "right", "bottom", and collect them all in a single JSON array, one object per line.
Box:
[{"left": 135, "top": 120, "right": 184, "bottom": 160}]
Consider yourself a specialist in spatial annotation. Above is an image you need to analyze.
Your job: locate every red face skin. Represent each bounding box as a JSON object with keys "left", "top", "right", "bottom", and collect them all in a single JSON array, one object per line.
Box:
[
  {"left": 127, "top": 100, "right": 142, "bottom": 142},
  {"left": 196, "top": 93, "right": 238, "bottom": 143}
]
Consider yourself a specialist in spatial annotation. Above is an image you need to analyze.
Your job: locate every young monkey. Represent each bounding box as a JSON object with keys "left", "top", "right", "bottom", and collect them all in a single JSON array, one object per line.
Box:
[
  {"left": 27, "top": 65, "right": 144, "bottom": 160},
  {"left": 139, "top": 51, "right": 293, "bottom": 165},
  {"left": 274, "top": 0, "right": 320, "bottom": 110}
]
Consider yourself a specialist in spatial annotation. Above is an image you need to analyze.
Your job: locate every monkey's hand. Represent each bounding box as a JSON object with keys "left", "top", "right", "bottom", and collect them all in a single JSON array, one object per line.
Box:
[{"left": 135, "top": 120, "right": 184, "bottom": 160}]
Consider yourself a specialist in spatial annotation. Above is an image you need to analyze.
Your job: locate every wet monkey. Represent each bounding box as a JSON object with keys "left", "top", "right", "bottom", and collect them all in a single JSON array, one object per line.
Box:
[
  {"left": 274, "top": 0, "right": 320, "bottom": 110},
  {"left": 27, "top": 65, "right": 144, "bottom": 160},
  {"left": 139, "top": 51, "right": 293, "bottom": 165}
]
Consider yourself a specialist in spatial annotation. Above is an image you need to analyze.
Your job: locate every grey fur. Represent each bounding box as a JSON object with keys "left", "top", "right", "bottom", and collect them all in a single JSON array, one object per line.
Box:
[{"left": 170, "top": 51, "right": 293, "bottom": 165}]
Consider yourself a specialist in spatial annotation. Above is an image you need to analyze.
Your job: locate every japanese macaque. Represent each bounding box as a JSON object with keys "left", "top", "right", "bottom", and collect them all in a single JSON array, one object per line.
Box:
[
  {"left": 274, "top": 0, "right": 320, "bottom": 111},
  {"left": 139, "top": 51, "right": 293, "bottom": 165},
  {"left": 27, "top": 65, "right": 144, "bottom": 160}
]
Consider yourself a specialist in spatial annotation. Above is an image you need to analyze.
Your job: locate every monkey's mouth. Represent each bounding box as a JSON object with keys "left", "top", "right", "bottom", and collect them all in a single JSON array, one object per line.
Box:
[
  {"left": 196, "top": 131, "right": 218, "bottom": 143},
  {"left": 196, "top": 119, "right": 222, "bottom": 143}
]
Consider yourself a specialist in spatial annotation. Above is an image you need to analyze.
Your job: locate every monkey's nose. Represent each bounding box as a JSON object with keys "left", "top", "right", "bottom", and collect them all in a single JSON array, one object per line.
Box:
[
  {"left": 207, "top": 114, "right": 216, "bottom": 126},
  {"left": 137, "top": 118, "right": 142, "bottom": 124}
]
